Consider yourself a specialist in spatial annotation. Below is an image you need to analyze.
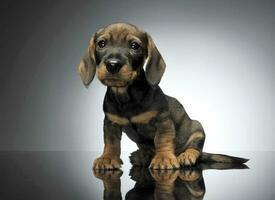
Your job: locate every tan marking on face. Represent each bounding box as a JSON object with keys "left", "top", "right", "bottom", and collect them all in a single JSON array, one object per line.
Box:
[
  {"left": 96, "top": 33, "right": 111, "bottom": 42},
  {"left": 126, "top": 34, "right": 142, "bottom": 44},
  {"left": 97, "top": 63, "right": 138, "bottom": 87},
  {"left": 97, "top": 63, "right": 108, "bottom": 80},
  {"left": 131, "top": 110, "right": 158, "bottom": 124},
  {"left": 106, "top": 113, "right": 129, "bottom": 125},
  {"left": 97, "top": 64, "right": 132, "bottom": 80},
  {"left": 118, "top": 65, "right": 133, "bottom": 79},
  {"left": 184, "top": 131, "right": 204, "bottom": 149}
]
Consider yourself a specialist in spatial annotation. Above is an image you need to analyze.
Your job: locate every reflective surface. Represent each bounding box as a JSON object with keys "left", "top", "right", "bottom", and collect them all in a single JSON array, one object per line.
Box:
[{"left": 0, "top": 151, "right": 274, "bottom": 199}]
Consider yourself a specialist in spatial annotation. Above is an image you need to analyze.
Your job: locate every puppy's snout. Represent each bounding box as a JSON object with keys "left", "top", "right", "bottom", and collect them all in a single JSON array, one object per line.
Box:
[{"left": 105, "top": 59, "right": 123, "bottom": 74}]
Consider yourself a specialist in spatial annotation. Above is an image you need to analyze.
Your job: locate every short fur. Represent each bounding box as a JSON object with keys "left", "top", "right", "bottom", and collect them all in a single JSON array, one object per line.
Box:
[{"left": 78, "top": 22, "right": 248, "bottom": 169}]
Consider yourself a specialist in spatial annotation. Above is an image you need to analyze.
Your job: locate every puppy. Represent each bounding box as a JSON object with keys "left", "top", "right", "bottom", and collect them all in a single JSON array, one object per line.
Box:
[{"left": 78, "top": 23, "right": 248, "bottom": 169}]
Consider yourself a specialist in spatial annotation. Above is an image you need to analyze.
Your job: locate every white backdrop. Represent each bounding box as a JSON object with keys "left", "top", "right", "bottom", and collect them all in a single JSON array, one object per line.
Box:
[{"left": 1, "top": 0, "right": 274, "bottom": 151}]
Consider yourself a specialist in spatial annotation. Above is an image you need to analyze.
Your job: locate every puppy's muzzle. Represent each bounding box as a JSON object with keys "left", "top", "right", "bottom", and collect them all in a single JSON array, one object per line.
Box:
[{"left": 105, "top": 58, "right": 123, "bottom": 74}]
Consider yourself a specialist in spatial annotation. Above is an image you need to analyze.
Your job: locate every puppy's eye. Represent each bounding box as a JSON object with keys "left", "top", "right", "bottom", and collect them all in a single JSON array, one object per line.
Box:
[
  {"left": 97, "top": 40, "right": 106, "bottom": 48},
  {"left": 130, "top": 42, "right": 140, "bottom": 50}
]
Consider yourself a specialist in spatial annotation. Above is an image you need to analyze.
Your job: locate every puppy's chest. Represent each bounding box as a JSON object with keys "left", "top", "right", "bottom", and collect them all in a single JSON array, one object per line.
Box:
[
  {"left": 105, "top": 110, "right": 158, "bottom": 126},
  {"left": 106, "top": 109, "right": 158, "bottom": 139}
]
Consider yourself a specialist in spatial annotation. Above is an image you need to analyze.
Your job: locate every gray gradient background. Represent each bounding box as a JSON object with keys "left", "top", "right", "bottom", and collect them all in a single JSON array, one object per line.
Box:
[{"left": 1, "top": 0, "right": 275, "bottom": 152}]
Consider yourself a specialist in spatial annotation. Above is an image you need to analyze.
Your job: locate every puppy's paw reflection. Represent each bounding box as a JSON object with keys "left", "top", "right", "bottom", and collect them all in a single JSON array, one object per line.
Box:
[
  {"left": 150, "top": 168, "right": 205, "bottom": 200},
  {"left": 93, "top": 169, "right": 123, "bottom": 200},
  {"left": 149, "top": 169, "right": 179, "bottom": 185},
  {"left": 176, "top": 168, "right": 205, "bottom": 199},
  {"left": 93, "top": 169, "right": 123, "bottom": 181},
  {"left": 179, "top": 168, "right": 201, "bottom": 182},
  {"left": 149, "top": 169, "right": 180, "bottom": 200}
]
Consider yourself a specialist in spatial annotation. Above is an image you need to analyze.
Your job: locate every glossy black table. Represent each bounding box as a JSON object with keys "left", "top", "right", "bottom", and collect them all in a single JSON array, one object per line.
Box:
[{"left": 0, "top": 151, "right": 273, "bottom": 199}]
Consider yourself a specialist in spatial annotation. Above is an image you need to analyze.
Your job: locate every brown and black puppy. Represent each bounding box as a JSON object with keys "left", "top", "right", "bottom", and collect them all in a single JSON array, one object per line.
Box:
[{"left": 78, "top": 22, "right": 248, "bottom": 170}]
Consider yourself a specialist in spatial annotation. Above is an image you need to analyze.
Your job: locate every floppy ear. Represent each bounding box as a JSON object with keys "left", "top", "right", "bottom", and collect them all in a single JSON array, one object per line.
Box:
[
  {"left": 144, "top": 32, "right": 166, "bottom": 86},
  {"left": 78, "top": 33, "right": 97, "bottom": 88}
]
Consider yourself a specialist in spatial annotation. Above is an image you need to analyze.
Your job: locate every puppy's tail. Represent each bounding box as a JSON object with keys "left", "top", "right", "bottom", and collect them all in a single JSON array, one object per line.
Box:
[{"left": 200, "top": 152, "right": 249, "bottom": 164}]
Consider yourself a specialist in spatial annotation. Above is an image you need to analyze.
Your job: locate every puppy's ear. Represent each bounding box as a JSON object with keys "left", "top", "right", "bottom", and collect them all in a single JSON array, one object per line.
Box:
[
  {"left": 144, "top": 32, "right": 166, "bottom": 86},
  {"left": 78, "top": 33, "right": 97, "bottom": 88}
]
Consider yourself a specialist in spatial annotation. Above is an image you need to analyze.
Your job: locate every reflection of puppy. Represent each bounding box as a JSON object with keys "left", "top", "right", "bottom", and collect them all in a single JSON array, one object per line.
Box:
[
  {"left": 93, "top": 170, "right": 123, "bottom": 200},
  {"left": 93, "top": 167, "right": 205, "bottom": 200},
  {"left": 78, "top": 23, "right": 249, "bottom": 170},
  {"left": 93, "top": 163, "right": 248, "bottom": 200},
  {"left": 149, "top": 168, "right": 205, "bottom": 200}
]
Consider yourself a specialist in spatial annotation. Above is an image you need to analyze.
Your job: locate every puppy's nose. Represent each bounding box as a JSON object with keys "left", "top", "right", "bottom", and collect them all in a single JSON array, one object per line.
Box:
[{"left": 105, "top": 59, "right": 123, "bottom": 74}]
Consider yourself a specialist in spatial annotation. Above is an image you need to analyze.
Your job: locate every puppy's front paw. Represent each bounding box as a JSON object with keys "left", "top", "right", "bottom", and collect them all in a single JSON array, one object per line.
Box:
[
  {"left": 149, "top": 153, "right": 180, "bottom": 170},
  {"left": 177, "top": 148, "right": 200, "bottom": 166},
  {"left": 93, "top": 156, "right": 123, "bottom": 170}
]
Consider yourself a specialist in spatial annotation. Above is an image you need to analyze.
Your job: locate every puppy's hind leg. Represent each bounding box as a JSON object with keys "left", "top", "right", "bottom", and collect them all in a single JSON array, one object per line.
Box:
[{"left": 177, "top": 121, "right": 205, "bottom": 166}]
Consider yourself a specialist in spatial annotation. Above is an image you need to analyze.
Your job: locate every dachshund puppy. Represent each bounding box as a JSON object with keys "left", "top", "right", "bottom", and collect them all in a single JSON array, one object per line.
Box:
[{"left": 78, "top": 23, "right": 248, "bottom": 169}]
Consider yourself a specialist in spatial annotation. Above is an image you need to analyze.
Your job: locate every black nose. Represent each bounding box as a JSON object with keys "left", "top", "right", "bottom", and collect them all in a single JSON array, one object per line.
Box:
[{"left": 105, "top": 59, "right": 123, "bottom": 74}]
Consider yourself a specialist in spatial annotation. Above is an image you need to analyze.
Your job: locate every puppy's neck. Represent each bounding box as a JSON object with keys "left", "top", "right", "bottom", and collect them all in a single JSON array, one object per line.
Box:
[{"left": 110, "top": 86, "right": 128, "bottom": 95}]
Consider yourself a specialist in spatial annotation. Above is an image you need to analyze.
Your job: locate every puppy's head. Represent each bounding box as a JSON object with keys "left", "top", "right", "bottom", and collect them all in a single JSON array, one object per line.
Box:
[{"left": 78, "top": 23, "right": 165, "bottom": 88}]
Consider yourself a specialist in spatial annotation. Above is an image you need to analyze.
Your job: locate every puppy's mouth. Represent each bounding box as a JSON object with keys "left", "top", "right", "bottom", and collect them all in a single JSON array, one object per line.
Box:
[{"left": 97, "top": 64, "right": 138, "bottom": 87}]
